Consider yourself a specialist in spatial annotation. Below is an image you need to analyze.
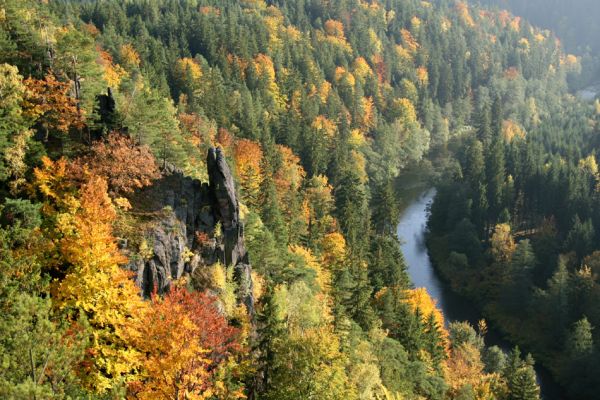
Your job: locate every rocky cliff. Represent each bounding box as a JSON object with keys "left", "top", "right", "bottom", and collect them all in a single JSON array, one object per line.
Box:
[{"left": 126, "top": 147, "right": 254, "bottom": 313}]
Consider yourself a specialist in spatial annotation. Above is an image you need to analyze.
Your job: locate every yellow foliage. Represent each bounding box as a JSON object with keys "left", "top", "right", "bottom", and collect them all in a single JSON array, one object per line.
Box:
[
  {"left": 441, "top": 17, "right": 452, "bottom": 32},
  {"left": 394, "top": 98, "right": 417, "bottom": 124},
  {"left": 241, "top": 0, "right": 267, "bottom": 9},
  {"left": 352, "top": 150, "right": 368, "bottom": 183},
  {"left": 34, "top": 159, "right": 147, "bottom": 392},
  {"left": 519, "top": 38, "right": 530, "bottom": 52},
  {"left": 360, "top": 96, "right": 376, "bottom": 129},
  {"left": 264, "top": 15, "right": 283, "bottom": 51},
  {"left": 368, "top": 28, "right": 383, "bottom": 54},
  {"left": 320, "top": 232, "right": 346, "bottom": 269},
  {"left": 120, "top": 43, "right": 140, "bottom": 67},
  {"left": 510, "top": 16, "right": 521, "bottom": 31},
  {"left": 253, "top": 54, "right": 286, "bottom": 110},
  {"left": 252, "top": 270, "right": 265, "bottom": 301},
  {"left": 319, "top": 19, "right": 352, "bottom": 52},
  {"left": 285, "top": 25, "right": 302, "bottom": 41},
  {"left": 502, "top": 120, "right": 526, "bottom": 143},
  {"left": 455, "top": 2, "right": 475, "bottom": 27},
  {"left": 98, "top": 50, "right": 128, "bottom": 88},
  {"left": 274, "top": 145, "right": 307, "bottom": 223},
  {"left": 579, "top": 155, "right": 599, "bottom": 176},
  {"left": 490, "top": 223, "right": 515, "bottom": 263},
  {"left": 254, "top": 53, "right": 276, "bottom": 81},
  {"left": 402, "top": 288, "right": 446, "bottom": 330},
  {"left": 564, "top": 54, "right": 579, "bottom": 67},
  {"left": 175, "top": 57, "right": 203, "bottom": 83},
  {"left": 211, "top": 262, "right": 238, "bottom": 317},
  {"left": 349, "top": 129, "right": 367, "bottom": 148},
  {"left": 233, "top": 139, "right": 263, "bottom": 208},
  {"left": 290, "top": 245, "right": 331, "bottom": 293},
  {"left": 353, "top": 57, "right": 373, "bottom": 83},
  {"left": 335, "top": 66, "right": 356, "bottom": 88},
  {"left": 411, "top": 16, "right": 421, "bottom": 30},
  {"left": 312, "top": 115, "right": 337, "bottom": 138},
  {"left": 319, "top": 80, "right": 332, "bottom": 103}
]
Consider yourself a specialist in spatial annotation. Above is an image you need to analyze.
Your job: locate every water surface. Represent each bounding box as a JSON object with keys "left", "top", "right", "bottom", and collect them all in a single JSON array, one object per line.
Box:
[{"left": 397, "top": 189, "right": 564, "bottom": 400}]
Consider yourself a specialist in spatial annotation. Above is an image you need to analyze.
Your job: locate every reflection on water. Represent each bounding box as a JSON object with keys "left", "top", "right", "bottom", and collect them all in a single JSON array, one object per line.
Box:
[
  {"left": 397, "top": 189, "right": 481, "bottom": 325},
  {"left": 397, "top": 189, "right": 563, "bottom": 400}
]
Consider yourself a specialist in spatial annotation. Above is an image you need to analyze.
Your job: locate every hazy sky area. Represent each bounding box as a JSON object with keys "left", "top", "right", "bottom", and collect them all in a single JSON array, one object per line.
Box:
[
  {"left": 477, "top": 0, "right": 600, "bottom": 87},
  {"left": 477, "top": 0, "right": 600, "bottom": 53}
]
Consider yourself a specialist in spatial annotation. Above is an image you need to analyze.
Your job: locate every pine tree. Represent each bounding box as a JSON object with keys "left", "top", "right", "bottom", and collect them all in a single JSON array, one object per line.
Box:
[
  {"left": 504, "top": 347, "right": 540, "bottom": 400},
  {"left": 465, "top": 138, "right": 487, "bottom": 236},
  {"left": 255, "top": 283, "right": 286, "bottom": 395},
  {"left": 566, "top": 317, "right": 594, "bottom": 359},
  {"left": 424, "top": 312, "right": 447, "bottom": 366},
  {"left": 486, "top": 134, "right": 506, "bottom": 227}
]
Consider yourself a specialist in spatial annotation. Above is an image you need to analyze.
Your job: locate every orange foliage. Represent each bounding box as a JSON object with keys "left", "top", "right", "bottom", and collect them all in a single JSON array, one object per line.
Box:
[
  {"left": 199, "top": 6, "right": 221, "bottom": 15},
  {"left": 504, "top": 66, "right": 520, "bottom": 80},
  {"left": 401, "top": 29, "right": 419, "bottom": 53},
  {"left": 72, "top": 133, "right": 160, "bottom": 195},
  {"left": 98, "top": 49, "right": 128, "bottom": 87},
  {"left": 226, "top": 54, "right": 249, "bottom": 79},
  {"left": 34, "top": 158, "right": 146, "bottom": 391},
  {"left": 179, "top": 112, "right": 215, "bottom": 147},
  {"left": 498, "top": 10, "right": 511, "bottom": 27},
  {"left": 402, "top": 288, "right": 446, "bottom": 330},
  {"left": 416, "top": 66, "right": 429, "bottom": 85},
  {"left": 127, "top": 288, "right": 243, "bottom": 399},
  {"left": 445, "top": 343, "right": 485, "bottom": 394},
  {"left": 127, "top": 289, "right": 211, "bottom": 399},
  {"left": 216, "top": 128, "right": 234, "bottom": 154},
  {"left": 24, "top": 72, "right": 84, "bottom": 135},
  {"left": 253, "top": 53, "right": 276, "bottom": 81},
  {"left": 324, "top": 19, "right": 346, "bottom": 39}
]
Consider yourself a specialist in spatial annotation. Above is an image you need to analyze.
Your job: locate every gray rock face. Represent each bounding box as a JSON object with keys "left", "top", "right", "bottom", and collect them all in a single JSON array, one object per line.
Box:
[
  {"left": 125, "top": 148, "right": 254, "bottom": 314},
  {"left": 207, "top": 147, "right": 248, "bottom": 266}
]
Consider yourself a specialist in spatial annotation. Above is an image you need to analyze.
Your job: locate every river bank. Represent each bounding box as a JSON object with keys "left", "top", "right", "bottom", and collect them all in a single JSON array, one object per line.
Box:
[{"left": 397, "top": 189, "right": 565, "bottom": 400}]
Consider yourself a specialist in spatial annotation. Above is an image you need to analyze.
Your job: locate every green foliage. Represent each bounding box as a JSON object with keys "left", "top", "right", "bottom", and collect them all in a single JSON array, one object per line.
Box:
[
  {"left": 1, "top": 0, "right": 597, "bottom": 398},
  {"left": 0, "top": 293, "right": 89, "bottom": 399}
]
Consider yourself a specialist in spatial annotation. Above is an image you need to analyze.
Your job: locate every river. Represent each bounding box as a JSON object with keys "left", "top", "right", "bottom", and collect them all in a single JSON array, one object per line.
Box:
[{"left": 396, "top": 189, "right": 564, "bottom": 400}]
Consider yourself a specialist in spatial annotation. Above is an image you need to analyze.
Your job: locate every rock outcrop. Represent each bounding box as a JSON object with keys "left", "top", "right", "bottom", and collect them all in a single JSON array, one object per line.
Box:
[{"left": 126, "top": 147, "right": 254, "bottom": 314}]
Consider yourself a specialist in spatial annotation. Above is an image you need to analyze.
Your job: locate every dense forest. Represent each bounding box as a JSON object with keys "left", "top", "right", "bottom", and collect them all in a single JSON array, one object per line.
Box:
[
  {"left": 0, "top": 0, "right": 594, "bottom": 398},
  {"left": 479, "top": 0, "right": 600, "bottom": 88}
]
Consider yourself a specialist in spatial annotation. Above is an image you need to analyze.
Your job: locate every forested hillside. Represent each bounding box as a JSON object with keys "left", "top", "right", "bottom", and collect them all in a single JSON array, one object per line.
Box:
[
  {"left": 477, "top": 0, "right": 600, "bottom": 88},
  {"left": 0, "top": 0, "right": 589, "bottom": 398}
]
